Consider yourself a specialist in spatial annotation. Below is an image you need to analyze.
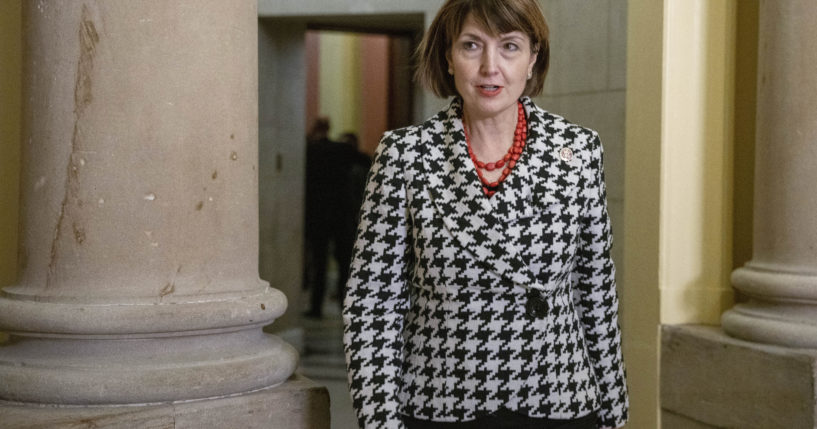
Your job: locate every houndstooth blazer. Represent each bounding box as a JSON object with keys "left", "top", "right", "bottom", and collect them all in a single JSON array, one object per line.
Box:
[{"left": 343, "top": 96, "right": 628, "bottom": 429}]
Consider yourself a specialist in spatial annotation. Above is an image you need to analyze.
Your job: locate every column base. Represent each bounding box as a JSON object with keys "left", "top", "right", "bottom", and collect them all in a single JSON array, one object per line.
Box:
[
  {"left": 0, "top": 329, "right": 297, "bottom": 404},
  {"left": 723, "top": 264, "right": 817, "bottom": 347},
  {"left": 661, "top": 325, "right": 817, "bottom": 428},
  {"left": 722, "top": 301, "right": 817, "bottom": 348},
  {"left": 0, "top": 375, "right": 329, "bottom": 429}
]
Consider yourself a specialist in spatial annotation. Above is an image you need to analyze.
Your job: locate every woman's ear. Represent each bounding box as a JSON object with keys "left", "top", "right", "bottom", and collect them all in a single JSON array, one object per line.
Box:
[{"left": 528, "top": 45, "right": 539, "bottom": 75}]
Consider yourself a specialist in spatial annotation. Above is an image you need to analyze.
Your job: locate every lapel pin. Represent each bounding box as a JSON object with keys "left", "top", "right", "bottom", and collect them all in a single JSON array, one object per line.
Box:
[{"left": 559, "top": 147, "right": 573, "bottom": 162}]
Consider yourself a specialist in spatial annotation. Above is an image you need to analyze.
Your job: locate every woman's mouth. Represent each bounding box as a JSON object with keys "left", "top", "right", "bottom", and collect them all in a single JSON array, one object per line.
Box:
[{"left": 477, "top": 85, "right": 502, "bottom": 96}]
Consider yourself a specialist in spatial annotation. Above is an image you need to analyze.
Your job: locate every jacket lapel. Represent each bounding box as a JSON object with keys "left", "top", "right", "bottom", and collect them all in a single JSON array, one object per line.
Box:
[
  {"left": 489, "top": 97, "right": 549, "bottom": 220},
  {"left": 421, "top": 98, "right": 541, "bottom": 289}
]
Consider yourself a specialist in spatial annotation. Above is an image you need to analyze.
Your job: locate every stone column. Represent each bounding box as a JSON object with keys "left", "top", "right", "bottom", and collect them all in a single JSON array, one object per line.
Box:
[
  {"left": 0, "top": 1, "right": 327, "bottom": 427},
  {"left": 721, "top": 0, "right": 817, "bottom": 348},
  {"left": 661, "top": 2, "right": 817, "bottom": 428}
]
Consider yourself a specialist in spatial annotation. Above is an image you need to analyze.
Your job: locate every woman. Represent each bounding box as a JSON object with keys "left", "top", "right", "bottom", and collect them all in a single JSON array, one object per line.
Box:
[{"left": 343, "top": 0, "right": 628, "bottom": 428}]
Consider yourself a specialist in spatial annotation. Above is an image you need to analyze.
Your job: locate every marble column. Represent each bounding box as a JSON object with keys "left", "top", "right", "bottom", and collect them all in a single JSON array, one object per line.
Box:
[
  {"left": 721, "top": 0, "right": 817, "bottom": 348},
  {"left": 0, "top": 1, "right": 327, "bottom": 427}
]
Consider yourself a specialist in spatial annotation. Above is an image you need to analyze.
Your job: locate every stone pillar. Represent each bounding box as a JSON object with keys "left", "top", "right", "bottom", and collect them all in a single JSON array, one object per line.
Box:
[
  {"left": 721, "top": 0, "right": 817, "bottom": 348},
  {"left": 661, "top": 2, "right": 817, "bottom": 428},
  {"left": 0, "top": 1, "right": 327, "bottom": 427}
]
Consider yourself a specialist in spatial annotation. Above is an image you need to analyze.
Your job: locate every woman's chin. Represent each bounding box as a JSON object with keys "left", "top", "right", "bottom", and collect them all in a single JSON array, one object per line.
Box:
[{"left": 463, "top": 96, "right": 519, "bottom": 120}]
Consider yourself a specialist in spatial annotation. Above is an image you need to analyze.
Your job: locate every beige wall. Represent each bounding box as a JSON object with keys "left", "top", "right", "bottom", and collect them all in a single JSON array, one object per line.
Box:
[
  {"left": 0, "top": 1, "right": 21, "bottom": 291},
  {"left": 623, "top": 1, "right": 663, "bottom": 425},
  {"left": 660, "top": 0, "right": 736, "bottom": 324},
  {"left": 318, "top": 32, "right": 361, "bottom": 142},
  {"left": 625, "top": 0, "right": 756, "bottom": 426}
]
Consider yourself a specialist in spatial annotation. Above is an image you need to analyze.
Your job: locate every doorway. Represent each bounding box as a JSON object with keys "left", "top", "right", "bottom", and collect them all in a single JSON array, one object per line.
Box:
[{"left": 258, "top": 15, "right": 423, "bottom": 429}]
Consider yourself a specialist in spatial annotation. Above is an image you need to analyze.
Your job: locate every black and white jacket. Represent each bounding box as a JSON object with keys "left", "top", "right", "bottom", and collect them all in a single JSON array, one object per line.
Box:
[{"left": 343, "top": 97, "right": 628, "bottom": 429}]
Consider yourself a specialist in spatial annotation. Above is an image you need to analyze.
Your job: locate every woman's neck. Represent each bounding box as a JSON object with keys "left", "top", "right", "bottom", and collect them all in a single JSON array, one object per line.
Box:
[{"left": 463, "top": 103, "right": 519, "bottom": 163}]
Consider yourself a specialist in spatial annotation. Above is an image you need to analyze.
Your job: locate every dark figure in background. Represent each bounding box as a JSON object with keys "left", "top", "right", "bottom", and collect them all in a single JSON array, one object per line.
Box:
[
  {"left": 303, "top": 118, "right": 362, "bottom": 318},
  {"left": 334, "top": 132, "right": 372, "bottom": 305}
]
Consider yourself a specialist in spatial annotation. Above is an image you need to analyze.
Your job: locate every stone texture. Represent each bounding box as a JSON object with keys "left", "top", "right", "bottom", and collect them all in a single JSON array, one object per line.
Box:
[
  {"left": 542, "top": 0, "right": 611, "bottom": 95},
  {"left": 607, "top": 0, "right": 628, "bottom": 90},
  {"left": 0, "top": 2, "right": 325, "bottom": 426},
  {"left": 8, "top": 0, "right": 263, "bottom": 301},
  {"left": 722, "top": 0, "right": 817, "bottom": 348},
  {"left": 0, "top": 331, "right": 298, "bottom": 405},
  {"left": 661, "top": 325, "right": 817, "bottom": 429},
  {"left": 258, "top": 19, "right": 308, "bottom": 338},
  {"left": 662, "top": 410, "right": 719, "bottom": 429},
  {"left": 0, "top": 375, "right": 329, "bottom": 429}
]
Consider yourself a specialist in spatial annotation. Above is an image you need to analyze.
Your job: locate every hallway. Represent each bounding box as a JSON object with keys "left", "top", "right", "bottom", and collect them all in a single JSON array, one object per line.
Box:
[{"left": 4, "top": 1, "right": 817, "bottom": 428}]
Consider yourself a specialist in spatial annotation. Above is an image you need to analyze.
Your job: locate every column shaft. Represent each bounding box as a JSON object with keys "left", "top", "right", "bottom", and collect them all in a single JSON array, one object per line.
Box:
[
  {"left": 0, "top": 0, "right": 296, "bottom": 406},
  {"left": 722, "top": 0, "right": 817, "bottom": 346}
]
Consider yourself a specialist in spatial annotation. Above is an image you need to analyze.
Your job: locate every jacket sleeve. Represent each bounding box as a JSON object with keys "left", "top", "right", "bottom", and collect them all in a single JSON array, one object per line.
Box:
[
  {"left": 343, "top": 131, "right": 412, "bottom": 429},
  {"left": 571, "top": 133, "right": 629, "bottom": 429}
]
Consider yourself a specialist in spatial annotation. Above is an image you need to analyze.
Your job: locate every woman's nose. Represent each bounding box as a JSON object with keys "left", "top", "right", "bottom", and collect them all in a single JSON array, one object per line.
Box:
[{"left": 480, "top": 48, "right": 499, "bottom": 75}]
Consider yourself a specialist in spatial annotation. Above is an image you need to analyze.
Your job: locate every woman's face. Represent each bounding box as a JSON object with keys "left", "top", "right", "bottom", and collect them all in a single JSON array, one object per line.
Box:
[{"left": 448, "top": 13, "right": 537, "bottom": 122}]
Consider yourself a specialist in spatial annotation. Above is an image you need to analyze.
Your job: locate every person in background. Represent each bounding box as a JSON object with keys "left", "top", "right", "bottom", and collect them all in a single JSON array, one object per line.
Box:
[
  {"left": 304, "top": 117, "right": 355, "bottom": 318},
  {"left": 342, "top": 0, "right": 628, "bottom": 427},
  {"left": 333, "top": 132, "right": 372, "bottom": 306}
]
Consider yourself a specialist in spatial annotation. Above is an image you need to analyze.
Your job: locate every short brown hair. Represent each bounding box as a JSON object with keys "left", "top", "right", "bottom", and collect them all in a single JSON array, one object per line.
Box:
[{"left": 416, "top": 0, "right": 550, "bottom": 98}]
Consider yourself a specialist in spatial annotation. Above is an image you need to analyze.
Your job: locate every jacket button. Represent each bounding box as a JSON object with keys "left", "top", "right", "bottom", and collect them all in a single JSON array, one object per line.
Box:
[{"left": 525, "top": 290, "right": 549, "bottom": 318}]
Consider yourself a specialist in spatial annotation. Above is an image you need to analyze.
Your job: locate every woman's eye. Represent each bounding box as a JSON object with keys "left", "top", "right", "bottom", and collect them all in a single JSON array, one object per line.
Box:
[
  {"left": 462, "top": 41, "right": 479, "bottom": 51},
  {"left": 504, "top": 42, "right": 519, "bottom": 51}
]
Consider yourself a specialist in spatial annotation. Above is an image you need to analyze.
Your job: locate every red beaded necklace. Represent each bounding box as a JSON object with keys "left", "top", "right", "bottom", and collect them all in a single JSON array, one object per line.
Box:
[{"left": 464, "top": 101, "right": 527, "bottom": 197}]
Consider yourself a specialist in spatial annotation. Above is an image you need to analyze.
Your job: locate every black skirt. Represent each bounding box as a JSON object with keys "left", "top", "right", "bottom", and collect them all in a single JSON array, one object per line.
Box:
[{"left": 402, "top": 408, "right": 598, "bottom": 429}]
